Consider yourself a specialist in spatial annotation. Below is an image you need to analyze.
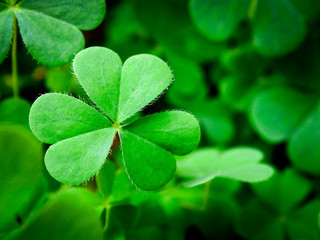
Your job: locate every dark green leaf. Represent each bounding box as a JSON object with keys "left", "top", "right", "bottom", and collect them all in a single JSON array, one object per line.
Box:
[
  {"left": 0, "top": 9, "right": 13, "bottom": 63},
  {"left": 249, "top": 87, "right": 315, "bottom": 143},
  {"left": 15, "top": 8, "right": 84, "bottom": 66},
  {"left": 0, "top": 125, "right": 43, "bottom": 231},
  {"left": 252, "top": 0, "right": 306, "bottom": 56},
  {"left": 190, "top": 0, "right": 250, "bottom": 41},
  {"left": 288, "top": 103, "right": 320, "bottom": 174},
  {"left": 0, "top": 97, "right": 30, "bottom": 128},
  {"left": 10, "top": 188, "right": 104, "bottom": 240},
  {"left": 18, "top": 0, "right": 106, "bottom": 30}
]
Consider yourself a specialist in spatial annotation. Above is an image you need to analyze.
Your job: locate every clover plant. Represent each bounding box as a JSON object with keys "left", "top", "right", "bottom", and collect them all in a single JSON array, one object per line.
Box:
[
  {"left": 29, "top": 46, "right": 201, "bottom": 191},
  {"left": 0, "top": 0, "right": 105, "bottom": 97}
]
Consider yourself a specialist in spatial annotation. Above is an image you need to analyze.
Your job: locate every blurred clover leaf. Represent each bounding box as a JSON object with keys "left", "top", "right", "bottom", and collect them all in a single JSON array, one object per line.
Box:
[
  {"left": 0, "top": 124, "right": 44, "bottom": 232},
  {"left": 249, "top": 86, "right": 320, "bottom": 174},
  {"left": 29, "top": 47, "right": 201, "bottom": 191},
  {"left": 238, "top": 169, "right": 320, "bottom": 240},
  {"left": 177, "top": 147, "right": 274, "bottom": 187},
  {"left": 7, "top": 188, "right": 104, "bottom": 240},
  {"left": 0, "top": 0, "right": 106, "bottom": 66},
  {"left": 190, "top": 0, "right": 307, "bottom": 56}
]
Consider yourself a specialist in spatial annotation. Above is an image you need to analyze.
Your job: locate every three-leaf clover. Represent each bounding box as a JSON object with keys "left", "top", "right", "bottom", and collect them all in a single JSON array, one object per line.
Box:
[
  {"left": 29, "top": 47, "right": 201, "bottom": 191},
  {"left": 0, "top": 0, "right": 106, "bottom": 66}
]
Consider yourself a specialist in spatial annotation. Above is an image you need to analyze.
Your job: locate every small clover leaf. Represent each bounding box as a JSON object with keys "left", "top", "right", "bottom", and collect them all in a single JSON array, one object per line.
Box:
[
  {"left": 177, "top": 147, "right": 274, "bottom": 187},
  {"left": 0, "top": 0, "right": 106, "bottom": 66},
  {"left": 29, "top": 46, "right": 201, "bottom": 191}
]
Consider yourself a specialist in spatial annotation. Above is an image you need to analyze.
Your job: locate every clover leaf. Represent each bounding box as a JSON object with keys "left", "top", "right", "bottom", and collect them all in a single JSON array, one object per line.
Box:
[
  {"left": 238, "top": 169, "right": 320, "bottom": 240},
  {"left": 0, "top": 0, "right": 106, "bottom": 66},
  {"left": 29, "top": 47, "right": 201, "bottom": 191},
  {"left": 177, "top": 147, "right": 274, "bottom": 187}
]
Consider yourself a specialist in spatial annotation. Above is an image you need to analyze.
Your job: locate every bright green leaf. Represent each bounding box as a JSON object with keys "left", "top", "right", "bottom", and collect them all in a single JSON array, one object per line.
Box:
[
  {"left": 117, "top": 54, "right": 173, "bottom": 123},
  {"left": 177, "top": 147, "right": 274, "bottom": 187},
  {"left": 73, "top": 47, "right": 122, "bottom": 121},
  {"left": 252, "top": 0, "right": 306, "bottom": 56},
  {"left": 29, "top": 93, "right": 111, "bottom": 144},
  {"left": 18, "top": 0, "right": 106, "bottom": 30},
  {"left": 15, "top": 8, "right": 84, "bottom": 66},
  {"left": 0, "top": 9, "right": 12, "bottom": 64},
  {"left": 190, "top": 0, "right": 250, "bottom": 41},
  {"left": 125, "top": 111, "right": 200, "bottom": 155},
  {"left": 45, "top": 128, "right": 116, "bottom": 185},
  {"left": 249, "top": 87, "right": 315, "bottom": 144},
  {"left": 119, "top": 130, "right": 176, "bottom": 191},
  {"left": 288, "top": 103, "right": 320, "bottom": 174}
]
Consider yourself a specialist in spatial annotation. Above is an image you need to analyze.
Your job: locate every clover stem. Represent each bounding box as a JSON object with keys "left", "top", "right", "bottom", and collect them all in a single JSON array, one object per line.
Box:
[
  {"left": 248, "top": 0, "right": 259, "bottom": 20},
  {"left": 12, "top": 12, "right": 19, "bottom": 98},
  {"left": 202, "top": 181, "right": 211, "bottom": 210}
]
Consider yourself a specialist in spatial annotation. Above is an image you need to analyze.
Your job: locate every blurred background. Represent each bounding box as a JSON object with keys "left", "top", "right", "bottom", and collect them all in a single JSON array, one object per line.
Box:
[{"left": 1, "top": 0, "right": 320, "bottom": 239}]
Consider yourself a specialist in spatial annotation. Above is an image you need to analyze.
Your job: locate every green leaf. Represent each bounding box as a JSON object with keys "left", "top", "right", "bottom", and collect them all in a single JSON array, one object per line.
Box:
[
  {"left": 73, "top": 47, "right": 122, "bottom": 121},
  {"left": 0, "top": 97, "right": 31, "bottom": 128},
  {"left": 10, "top": 188, "right": 104, "bottom": 240},
  {"left": 117, "top": 54, "right": 173, "bottom": 123},
  {"left": 119, "top": 130, "right": 176, "bottom": 191},
  {"left": 125, "top": 111, "right": 200, "bottom": 155},
  {"left": 252, "top": 0, "right": 306, "bottom": 56},
  {"left": 177, "top": 147, "right": 274, "bottom": 187},
  {"left": 45, "top": 66, "right": 74, "bottom": 93},
  {"left": 107, "top": 169, "right": 136, "bottom": 203},
  {"left": 288, "top": 103, "right": 320, "bottom": 174},
  {"left": 0, "top": 124, "right": 43, "bottom": 231},
  {"left": 287, "top": 200, "right": 320, "bottom": 240},
  {"left": 190, "top": 0, "right": 250, "bottom": 41},
  {"left": 165, "top": 51, "right": 207, "bottom": 108},
  {"left": 18, "top": 0, "right": 106, "bottom": 30},
  {"left": 15, "top": 8, "right": 84, "bottom": 66},
  {"left": 252, "top": 169, "right": 312, "bottom": 214},
  {"left": 96, "top": 161, "right": 116, "bottom": 199},
  {"left": 0, "top": 9, "right": 12, "bottom": 64},
  {"left": 29, "top": 93, "right": 111, "bottom": 144},
  {"left": 45, "top": 128, "right": 116, "bottom": 185},
  {"left": 249, "top": 87, "right": 316, "bottom": 144}
]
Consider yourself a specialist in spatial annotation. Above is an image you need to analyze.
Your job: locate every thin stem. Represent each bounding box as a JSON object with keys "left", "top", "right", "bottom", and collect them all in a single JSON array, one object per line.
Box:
[
  {"left": 12, "top": 12, "right": 19, "bottom": 98},
  {"left": 202, "top": 181, "right": 211, "bottom": 210},
  {"left": 248, "top": 0, "right": 259, "bottom": 20}
]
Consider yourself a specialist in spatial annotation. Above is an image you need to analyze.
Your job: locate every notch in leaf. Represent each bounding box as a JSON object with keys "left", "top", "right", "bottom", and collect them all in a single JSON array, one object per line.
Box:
[
  {"left": 0, "top": 0, "right": 106, "bottom": 66},
  {"left": 29, "top": 47, "right": 201, "bottom": 191}
]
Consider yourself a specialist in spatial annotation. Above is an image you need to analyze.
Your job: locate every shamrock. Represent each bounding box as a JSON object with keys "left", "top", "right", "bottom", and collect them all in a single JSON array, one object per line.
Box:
[
  {"left": 238, "top": 169, "right": 320, "bottom": 240},
  {"left": 0, "top": 0, "right": 106, "bottom": 65},
  {"left": 29, "top": 47, "right": 201, "bottom": 191}
]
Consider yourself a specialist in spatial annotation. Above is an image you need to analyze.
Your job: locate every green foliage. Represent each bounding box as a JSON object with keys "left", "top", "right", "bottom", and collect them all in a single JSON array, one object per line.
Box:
[
  {"left": 0, "top": 124, "right": 44, "bottom": 232},
  {"left": 0, "top": 0, "right": 106, "bottom": 66},
  {"left": 29, "top": 47, "right": 200, "bottom": 190},
  {"left": 2, "top": 0, "right": 320, "bottom": 239},
  {"left": 177, "top": 147, "right": 274, "bottom": 187},
  {"left": 238, "top": 169, "right": 320, "bottom": 240},
  {"left": 190, "top": 0, "right": 250, "bottom": 41},
  {"left": 8, "top": 188, "right": 104, "bottom": 240}
]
